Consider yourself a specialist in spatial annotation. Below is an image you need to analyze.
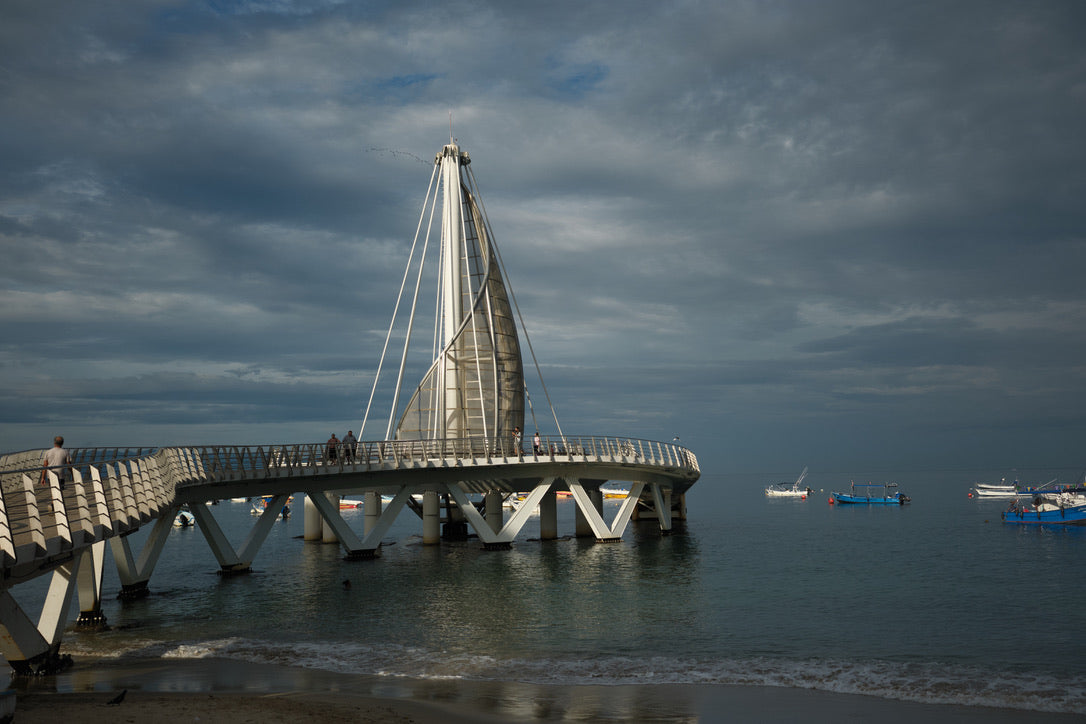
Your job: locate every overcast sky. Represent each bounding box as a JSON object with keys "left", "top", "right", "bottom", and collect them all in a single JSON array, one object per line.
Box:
[{"left": 2, "top": 0, "right": 1084, "bottom": 474}]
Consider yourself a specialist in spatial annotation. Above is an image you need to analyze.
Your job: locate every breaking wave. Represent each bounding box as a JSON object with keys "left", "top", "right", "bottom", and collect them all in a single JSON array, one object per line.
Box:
[{"left": 66, "top": 635, "right": 1086, "bottom": 715}]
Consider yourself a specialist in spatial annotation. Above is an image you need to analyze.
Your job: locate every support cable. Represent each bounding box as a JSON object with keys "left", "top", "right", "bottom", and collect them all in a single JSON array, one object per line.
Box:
[
  {"left": 360, "top": 162, "right": 440, "bottom": 440},
  {"left": 386, "top": 170, "right": 442, "bottom": 440}
]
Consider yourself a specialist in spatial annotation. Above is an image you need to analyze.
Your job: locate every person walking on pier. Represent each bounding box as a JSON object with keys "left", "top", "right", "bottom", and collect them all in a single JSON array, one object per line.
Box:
[
  {"left": 40, "top": 435, "right": 72, "bottom": 490},
  {"left": 326, "top": 433, "right": 339, "bottom": 464},
  {"left": 342, "top": 430, "right": 356, "bottom": 463},
  {"left": 533, "top": 431, "right": 541, "bottom": 456},
  {"left": 512, "top": 426, "right": 522, "bottom": 456}
]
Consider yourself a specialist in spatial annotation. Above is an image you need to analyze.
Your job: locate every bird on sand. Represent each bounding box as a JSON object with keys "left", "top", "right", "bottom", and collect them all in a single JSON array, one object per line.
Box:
[{"left": 106, "top": 689, "right": 127, "bottom": 706}]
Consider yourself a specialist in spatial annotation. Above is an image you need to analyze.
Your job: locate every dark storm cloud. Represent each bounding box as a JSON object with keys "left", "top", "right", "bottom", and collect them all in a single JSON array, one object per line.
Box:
[{"left": 1, "top": 0, "right": 1084, "bottom": 471}]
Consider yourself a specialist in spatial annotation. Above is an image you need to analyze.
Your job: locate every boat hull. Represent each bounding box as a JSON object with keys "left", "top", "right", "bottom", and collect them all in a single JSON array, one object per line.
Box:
[
  {"left": 972, "top": 486, "right": 1017, "bottom": 498},
  {"left": 1001, "top": 504, "right": 1086, "bottom": 525},
  {"left": 832, "top": 493, "right": 908, "bottom": 505},
  {"left": 765, "top": 488, "right": 809, "bottom": 498}
]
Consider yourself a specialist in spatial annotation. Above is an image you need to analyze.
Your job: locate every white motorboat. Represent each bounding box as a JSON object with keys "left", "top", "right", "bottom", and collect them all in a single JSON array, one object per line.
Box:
[
  {"left": 971, "top": 479, "right": 1018, "bottom": 498},
  {"left": 502, "top": 494, "right": 541, "bottom": 515},
  {"left": 765, "top": 467, "right": 812, "bottom": 498}
]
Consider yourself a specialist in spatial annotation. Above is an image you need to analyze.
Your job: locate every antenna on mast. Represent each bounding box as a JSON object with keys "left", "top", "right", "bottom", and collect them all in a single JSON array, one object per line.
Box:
[{"left": 449, "top": 111, "right": 453, "bottom": 143}]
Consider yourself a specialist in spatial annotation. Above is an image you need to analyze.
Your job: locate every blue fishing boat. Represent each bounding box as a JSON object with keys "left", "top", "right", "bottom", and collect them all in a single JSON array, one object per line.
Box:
[
  {"left": 1001, "top": 491, "right": 1086, "bottom": 525},
  {"left": 831, "top": 482, "right": 910, "bottom": 505}
]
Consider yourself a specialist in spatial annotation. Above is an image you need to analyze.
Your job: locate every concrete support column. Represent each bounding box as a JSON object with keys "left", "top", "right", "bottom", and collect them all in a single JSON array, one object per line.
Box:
[
  {"left": 575, "top": 488, "right": 604, "bottom": 538},
  {"left": 443, "top": 494, "right": 468, "bottom": 540},
  {"left": 74, "top": 543, "right": 107, "bottom": 630},
  {"left": 484, "top": 490, "right": 503, "bottom": 534},
  {"left": 422, "top": 491, "right": 440, "bottom": 545},
  {"left": 117, "top": 581, "right": 150, "bottom": 601},
  {"left": 304, "top": 495, "right": 322, "bottom": 541},
  {"left": 590, "top": 488, "right": 603, "bottom": 513},
  {"left": 322, "top": 493, "right": 339, "bottom": 543},
  {"left": 539, "top": 489, "right": 558, "bottom": 540},
  {"left": 364, "top": 491, "right": 382, "bottom": 536},
  {"left": 574, "top": 499, "right": 591, "bottom": 537}
]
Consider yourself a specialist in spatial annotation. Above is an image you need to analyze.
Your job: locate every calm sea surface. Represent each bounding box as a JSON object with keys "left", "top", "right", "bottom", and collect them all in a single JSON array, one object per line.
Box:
[{"left": 10, "top": 467, "right": 1086, "bottom": 714}]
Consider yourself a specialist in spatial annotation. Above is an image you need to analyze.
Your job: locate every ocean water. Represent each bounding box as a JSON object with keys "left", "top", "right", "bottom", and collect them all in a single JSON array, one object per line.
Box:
[{"left": 10, "top": 467, "right": 1086, "bottom": 714}]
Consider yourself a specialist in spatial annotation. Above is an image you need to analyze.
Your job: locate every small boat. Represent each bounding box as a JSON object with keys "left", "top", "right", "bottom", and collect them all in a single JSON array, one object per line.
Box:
[
  {"left": 831, "top": 482, "right": 910, "bottom": 505},
  {"left": 971, "top": 478, "right": 1018, "bottom": 498},
  {"left": 251, "top": 496, "right": 292, "bottom": 518},
  {"left": 765, "top": 466, "right": 812, "bottom": 498},
  {"left": 502, "top": 494, "right": 540, "bottom": 515},
  {"left": 173, "top": 511, "right": 194, "bottom": 527},
  {"left": 1015, "top": 478, "right": 1076, "bottom": 495},
  {"left": 1002, "top": 491, "right": 1086, "bottom": 525}
]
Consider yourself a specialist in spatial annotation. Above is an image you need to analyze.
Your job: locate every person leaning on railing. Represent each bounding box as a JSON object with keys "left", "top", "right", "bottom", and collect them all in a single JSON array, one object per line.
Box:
[{"left": 342, "top": 430, "right": 356, "bottom": 463}]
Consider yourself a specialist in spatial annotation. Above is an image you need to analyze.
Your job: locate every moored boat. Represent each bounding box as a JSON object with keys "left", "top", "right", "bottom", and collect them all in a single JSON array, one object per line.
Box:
[
  {"left": 1015, "top": 479, "right": 1082, "bottom": 496},
  {"left": 831, "top": 482, "right": 910, "bottom": 505},
  {"left": 971, "top": 479, "right": 1018, "bottom": 498},
  {"left": 1002, "top": 491, "right": 1086, "bottom": 525},
  {"left": 502, "top": 493, "right": 541, "bottom": 515},
  {"left": 765, "top": 466, "right": 812, "bottom": 498},
  {"left": 601, "top": 486, "right": 629, "bottom": 499},
  {"left": 251, "top": 495, "right": 292, "bottom": 518}
]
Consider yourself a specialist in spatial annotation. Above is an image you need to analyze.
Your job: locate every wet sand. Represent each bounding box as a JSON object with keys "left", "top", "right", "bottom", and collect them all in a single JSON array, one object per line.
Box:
[{"left": 7, "top": 657, "right": 1083, "bottom": 723}]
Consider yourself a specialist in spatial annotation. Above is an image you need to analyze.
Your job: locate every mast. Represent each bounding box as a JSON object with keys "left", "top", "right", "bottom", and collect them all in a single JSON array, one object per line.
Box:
[
  {"left": 439, "top": 143, "right": 465, "bottom": 438},
  {"left": 381, "top": 142, "right": 525, "bottom": 444}
]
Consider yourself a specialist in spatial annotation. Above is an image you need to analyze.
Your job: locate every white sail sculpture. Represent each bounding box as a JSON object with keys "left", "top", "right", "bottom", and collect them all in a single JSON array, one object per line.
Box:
[
  {"left": 352, "top": 139, "right": 697, "bottom": 551},
  {"left": 362, "top": 141, "right": 547, "bottom": 451}
]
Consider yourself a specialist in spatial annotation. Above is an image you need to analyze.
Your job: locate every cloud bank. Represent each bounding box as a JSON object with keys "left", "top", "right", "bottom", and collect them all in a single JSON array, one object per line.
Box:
[{"left": 2, "top": 0, "right": 1085, "bottom": 472}]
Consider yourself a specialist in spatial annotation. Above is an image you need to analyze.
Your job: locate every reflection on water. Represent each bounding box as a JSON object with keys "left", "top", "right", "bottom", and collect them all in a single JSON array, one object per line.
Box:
[
  {"left": 45, "top": 496, "right": 704, "bottom": 666},
  {"left": 51, "top": 658, "right": 702, "bottom": 722}
]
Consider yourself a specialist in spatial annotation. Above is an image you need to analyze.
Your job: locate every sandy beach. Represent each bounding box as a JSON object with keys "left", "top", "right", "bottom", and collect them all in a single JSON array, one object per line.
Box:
[
  {"left": 6, "top": 657, "right": 1084, "bottom": 723},
  {"left": 13, "top": 690, "right": 502, "bottom": 724}
]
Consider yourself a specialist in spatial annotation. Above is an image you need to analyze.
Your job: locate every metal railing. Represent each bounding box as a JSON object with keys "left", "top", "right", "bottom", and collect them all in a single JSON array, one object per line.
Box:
[
  {"left": 174, "top": 434, "right": 699, "bottom": 484},
  {"left": 2, "top": 435, "right": 698, "bottom": 490},
  {"left": 0, "top": 450, "right": 182, "bottom": 581}
]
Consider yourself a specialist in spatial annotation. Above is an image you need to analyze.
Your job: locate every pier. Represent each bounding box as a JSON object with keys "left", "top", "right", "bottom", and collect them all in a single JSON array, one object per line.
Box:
[
  {"left": 0, "top": 138, "right": 700, "bottom": 675},
  {"left": 0, "top": 436, "right": 697, "bottom": 674}
]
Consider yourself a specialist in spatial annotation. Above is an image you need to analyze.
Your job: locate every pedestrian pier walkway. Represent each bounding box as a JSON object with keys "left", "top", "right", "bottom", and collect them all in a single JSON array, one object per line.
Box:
[
  {"left": 0, "top": 138, "right": 705, "bottom": 677},
  {"left": 0, "top": 434, "right": 698, "bottom": 674}
]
